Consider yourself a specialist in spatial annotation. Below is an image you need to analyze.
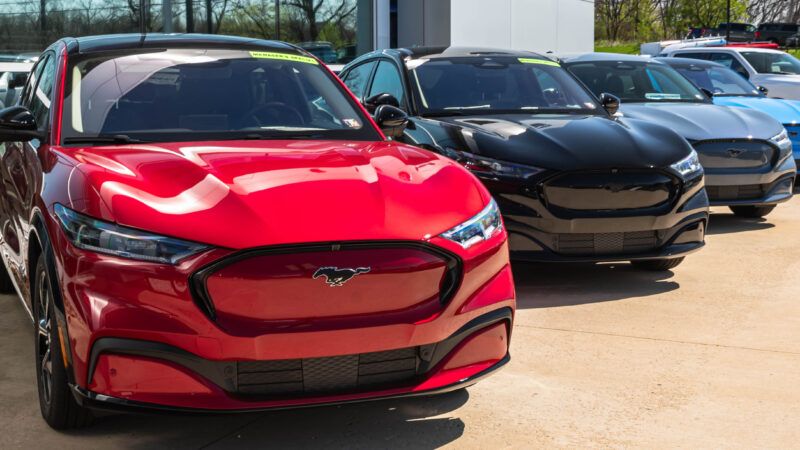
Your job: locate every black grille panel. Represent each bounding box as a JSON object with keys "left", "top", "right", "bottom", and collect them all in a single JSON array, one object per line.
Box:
[
  {"left": 555, "top": 231, "right": 660, "bottom": 256},
  {"left": 236, "top": 347, "right": 419, "bottom": 396},
  {"left": 693, "top": 141, "right": 774, "bottom": 169},
  {"left": 706, "top": 184, "right": 765, "bottom": 201}
]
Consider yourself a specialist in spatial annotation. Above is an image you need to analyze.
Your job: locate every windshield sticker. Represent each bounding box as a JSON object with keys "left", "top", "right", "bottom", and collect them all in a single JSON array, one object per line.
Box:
[
  {"left": 518, "top": 58, "right": 560, "bottom": 67},
  {"left": 249, "top": 51, "right": 318, "bottom": 65},
  {"left": 645, "top": 93, "right": 682, "bottom": 100},
  {"left": 343, "top": 118, "right": 361, "bottom": 129}
]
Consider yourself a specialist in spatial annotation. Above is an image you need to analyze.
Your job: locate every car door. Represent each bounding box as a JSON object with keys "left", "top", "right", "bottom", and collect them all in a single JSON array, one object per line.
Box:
[{"left": 0, "top": 52, "right": 52, "bottom": 304}]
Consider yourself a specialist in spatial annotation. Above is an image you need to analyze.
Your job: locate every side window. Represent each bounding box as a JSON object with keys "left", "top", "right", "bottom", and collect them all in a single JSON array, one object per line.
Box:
[
  {"left": 341, "top": 61, "right": 376, "bottom": 100},
  {"left": 710, "top": 53, "right": 748, "bottom": 78},
  {"left": 367, "top": 60, "right": 405, "bottom": 107},
  {"left": 677, "top": 52, "right": 711, "bottom": 61},
  {"left": 28, "top": 54, "right": 56, "bottom": 130},
  {"left": 20, "top": 55, "right": 49, "bottom": 109}
]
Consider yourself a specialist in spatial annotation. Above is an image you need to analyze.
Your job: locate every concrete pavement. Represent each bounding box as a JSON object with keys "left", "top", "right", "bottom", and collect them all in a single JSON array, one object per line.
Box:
[{"left": 1, "top": 197, "right": 799, "bottom": 449}]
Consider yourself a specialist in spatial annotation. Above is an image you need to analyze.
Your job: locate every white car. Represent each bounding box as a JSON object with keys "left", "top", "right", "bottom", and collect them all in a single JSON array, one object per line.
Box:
[
  {"left": 660, "top": 47, "right": 800, "bottom": 100},
  {"left": 0, "top": 62, "right": 33, "bottom": 108}
]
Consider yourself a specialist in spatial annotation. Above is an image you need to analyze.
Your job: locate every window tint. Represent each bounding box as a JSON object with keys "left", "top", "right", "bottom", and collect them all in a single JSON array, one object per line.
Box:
[
  {"left": 782, "top": 24, "right": 799, "bottom": 32},
  {"left": 676, "top": 67, "right": 759, "bottom": 96},
  {"left": 741, "top": 51, "right": 800, "bottom": 74},
  {"left": 368, "top": 60, "right": 405, "bottom": 106},
  {"left": 20, "top": 55, "right": 48, "bottom": 109},
  {"left": 341, "top": 61, "right": 376, "bottom": 99},
  {"left": 28, "top": 54, "right": 56, "bottom": 129}
]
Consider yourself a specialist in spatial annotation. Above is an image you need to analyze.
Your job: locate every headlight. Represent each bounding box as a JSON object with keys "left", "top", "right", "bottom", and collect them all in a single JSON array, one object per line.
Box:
[
  {"left": 444, "top": 148, "right": 544, "bottom": 179},
  {"left": 440, "top": 199, "right": 503, "bottom": 249},
  {"left": 770, "top": 129, "right": 792, "bottom": 157},
  {"left": 54, "top": 204, "right": 209, "bottom": 264},
  {"left": 670, "top": 149, "right": 703, "bottom": 177}
]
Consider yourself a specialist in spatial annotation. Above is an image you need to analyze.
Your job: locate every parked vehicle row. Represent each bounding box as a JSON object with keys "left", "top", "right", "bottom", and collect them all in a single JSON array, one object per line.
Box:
[{"left": 0, "top": 34, "right": 796, "bottom": 430}]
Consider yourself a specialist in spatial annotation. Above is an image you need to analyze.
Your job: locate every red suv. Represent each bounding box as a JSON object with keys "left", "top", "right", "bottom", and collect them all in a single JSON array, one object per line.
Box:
[{"left": 0, "top": 34, "right": 515, "bottom": 428}]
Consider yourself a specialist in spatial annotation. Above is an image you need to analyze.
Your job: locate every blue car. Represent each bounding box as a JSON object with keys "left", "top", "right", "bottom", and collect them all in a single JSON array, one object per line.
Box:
[{"left": 660, "top": 57, "right": 800, "bottom": 173}]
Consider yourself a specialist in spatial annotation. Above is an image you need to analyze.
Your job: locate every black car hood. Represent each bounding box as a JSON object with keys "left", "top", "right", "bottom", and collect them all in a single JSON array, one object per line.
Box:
[
  {"left": 425, "top": 113, "right": 693, "bottom": 171},
  {"left": 620, "top": 103, "right": 784, "bottom": 142}
]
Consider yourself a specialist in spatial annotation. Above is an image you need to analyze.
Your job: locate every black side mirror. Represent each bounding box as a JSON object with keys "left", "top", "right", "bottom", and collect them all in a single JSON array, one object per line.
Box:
[
  {"left": 700, "top": 87, "right": 714, "bottom": 98},
  {"left": 364, "top": 92, "right": 400, "bottom": 113},
  {"left": 0, "top": 106, "right": 39, "bottom": 142},
  {"left": 599, "top": 93, "right": 620, "bottom": 116},
  {"left": 374, "top": 104, "right": 408, "bottom": 139},
  {"left": 757, "top": 85, "right": 769, "bottom": 96}
]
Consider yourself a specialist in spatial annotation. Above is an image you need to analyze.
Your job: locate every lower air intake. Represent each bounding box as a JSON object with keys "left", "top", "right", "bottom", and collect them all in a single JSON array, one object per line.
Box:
[
  {"left": 236, "top": 347, "right": 419, "bottom": 396},
  {"left": 555, "top": 231, "right": 660, "bottom": 256}
]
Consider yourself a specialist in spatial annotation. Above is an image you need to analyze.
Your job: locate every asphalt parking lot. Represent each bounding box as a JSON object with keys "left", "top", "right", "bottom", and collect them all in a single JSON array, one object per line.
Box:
[{"left": 2, "top": 195, "right": 799, "bottom": 449}]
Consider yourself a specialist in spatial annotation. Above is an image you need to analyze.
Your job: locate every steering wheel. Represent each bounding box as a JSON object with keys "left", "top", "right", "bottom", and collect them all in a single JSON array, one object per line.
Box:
[{"left": 241, "top": 102, "right": 304, "bottom": 128}]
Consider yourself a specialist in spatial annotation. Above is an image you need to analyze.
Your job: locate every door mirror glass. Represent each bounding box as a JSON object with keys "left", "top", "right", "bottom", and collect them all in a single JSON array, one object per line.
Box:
[
  {"left": 757, "top": 85, "right": 769, "bottom": 96},
  {"left": 0, "top": 106, "right": 40, "bottom": 141},
  {"left": 373, "top": 104, "right": 408, "bottom": 139},
  {"left": 599, "top": 93, "right": 621, "bottom": 116}
]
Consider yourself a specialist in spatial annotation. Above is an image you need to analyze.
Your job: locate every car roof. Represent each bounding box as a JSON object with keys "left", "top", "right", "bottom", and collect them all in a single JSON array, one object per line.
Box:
[
  {"left": 62, "top": 33, "right": 301, "bottom": 56},
  {"left": 359, "top": 46, "right": 550, "bottom": 61},
  {"left": 656, "top": 57, "right": 726, "bottom": 69},
  {"left": 559, "top": 52, "right": 665, "bottom": 65},
  {"left": 670, "top": 46, "right": 784, "bottom": 55}
]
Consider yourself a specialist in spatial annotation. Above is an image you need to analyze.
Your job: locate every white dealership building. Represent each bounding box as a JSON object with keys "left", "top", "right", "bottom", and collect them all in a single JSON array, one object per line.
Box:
[{"left": 357, "top": 0, "right": 595, "bottom": 55}]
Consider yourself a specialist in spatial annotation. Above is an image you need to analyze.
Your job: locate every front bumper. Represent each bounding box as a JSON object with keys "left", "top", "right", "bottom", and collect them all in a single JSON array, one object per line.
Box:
[
  {"left": 70, "top": 309, "right": 512, "bottom": 414},
  {"left": 491, "top": 173, "right": 709, "bottom": 263},
  {"left": 52, "top": 221, "right": 515, "bottom": 412}
]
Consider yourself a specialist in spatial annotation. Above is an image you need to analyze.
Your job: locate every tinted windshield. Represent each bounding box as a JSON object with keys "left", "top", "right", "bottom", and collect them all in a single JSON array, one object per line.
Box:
[
  {"left": 674, "top": 66, "right": 760, "bottom": 96},
  {"left": 407, "top": 56, "right": 601, "bottom": 116},
  {"left": 741, "top": 51, "right": 800, "bottom": 75},
  {"left": 567, "top": 61, "right": 707, "bottom": 103},
  {"left": 61, "top": 48, "right": 379, "bottom": 144}
]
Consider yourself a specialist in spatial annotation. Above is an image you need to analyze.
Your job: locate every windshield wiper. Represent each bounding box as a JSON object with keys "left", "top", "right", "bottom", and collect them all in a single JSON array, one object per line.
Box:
[{"left": 63, "top": 134, "right": 147, "bottom": 145}]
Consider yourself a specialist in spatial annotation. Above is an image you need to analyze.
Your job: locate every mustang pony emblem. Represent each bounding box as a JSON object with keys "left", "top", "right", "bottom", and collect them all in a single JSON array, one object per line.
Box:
[
  {"left": 727, "top": 148, "right": 746, "bottom": 158},
  {"left": 313, "top": 266, "right": 371, "bottom": 287}
]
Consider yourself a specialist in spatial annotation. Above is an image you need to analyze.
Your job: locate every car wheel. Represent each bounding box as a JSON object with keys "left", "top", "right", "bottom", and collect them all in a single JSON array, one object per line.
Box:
[
  {"left": 729, "top": 205, "right": 775, "bottom": 218},
  {"left": 33, "top": 254, "right": 93, "bottom": 429},
  {"left": 630, "top": 257, "right": 684, "bottom": 271}
]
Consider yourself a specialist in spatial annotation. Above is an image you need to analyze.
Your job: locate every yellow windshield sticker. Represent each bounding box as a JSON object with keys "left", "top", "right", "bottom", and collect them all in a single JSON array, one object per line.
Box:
[
  {"left": 249, "top": 51, "right": 318, "bottom": 65},
  {"left": 518, "top": 57, "right": 560, "bottom": 67}
]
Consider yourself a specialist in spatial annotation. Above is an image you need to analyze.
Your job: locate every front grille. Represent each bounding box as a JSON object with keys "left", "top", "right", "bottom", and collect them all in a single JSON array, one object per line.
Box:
[
  {"left": 693, "top": 140, "right": 774, "bottom": 170},
  {"left": 555, "top": 231, "right": 660, "bottom": 256},
  {"left": 706, "top": 184, "right": 765, "bottom": 201},
  {"left": 236, "top": 347, "right": 419, "bottom": 396}
]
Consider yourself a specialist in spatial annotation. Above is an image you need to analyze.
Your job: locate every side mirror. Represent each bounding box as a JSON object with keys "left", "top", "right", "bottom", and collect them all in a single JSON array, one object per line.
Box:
[
  {"left": 374, "top": 104, "right": 408, "bottom": 139},
  {"left": 364, "top": 92, "right": 400, "bottom": 113},
  {"left": 700, "top": 87, "right": 715, "bottom": 98},
  {"left": 0, "top": 106, "right": 39, "bottom": 142},
  {"left": 757, "top": 85, "right": 769, "bottom": 96},
  {"left": 599, "top": 93, "right": 620, "bottom": 116}
]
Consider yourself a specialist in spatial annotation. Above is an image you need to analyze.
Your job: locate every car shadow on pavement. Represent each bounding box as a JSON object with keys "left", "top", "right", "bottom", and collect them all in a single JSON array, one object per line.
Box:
[
  {"left": 512, "top": 262, "right": 679, "bottom": 309},
  {"left": 706, "top": 213, "right": 774, "bottom": 235},
  {"left": 64, "top": 390, "right": 469, "bottom": 449}
]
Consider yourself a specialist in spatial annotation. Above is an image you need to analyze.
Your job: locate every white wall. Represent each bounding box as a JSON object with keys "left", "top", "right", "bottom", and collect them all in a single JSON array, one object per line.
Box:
[{"left": 450, "top": 0, "right": 594, "bottom": 54}]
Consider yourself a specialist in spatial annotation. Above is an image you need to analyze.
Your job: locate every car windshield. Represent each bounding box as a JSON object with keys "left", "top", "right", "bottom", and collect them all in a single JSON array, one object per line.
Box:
[
  {"left": 566, "top": 61, "right": 707, "bottom": 103},
  {"left": 741, "top": 51, "right": 800, "bottom": 75},
  {"left": 674, "top": 66, "right": 760, "bottom": 97},
  {"left": 61, "top": 48, "right": 379, "bottom": 144},
  {"left": 407, "top": 56, "right": 601, "bottom": 116}
]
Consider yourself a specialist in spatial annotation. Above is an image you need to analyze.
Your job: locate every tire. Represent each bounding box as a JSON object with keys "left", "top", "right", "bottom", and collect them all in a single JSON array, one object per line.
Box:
[
  {"left": 729, "top": 205, "right": 776, "bottom": 218},
  {"left": 630, "top": 257, "right": 685, "bottom": 271},
  {"left": 32, "top": 255, "right": 93, "bottom": 430}
]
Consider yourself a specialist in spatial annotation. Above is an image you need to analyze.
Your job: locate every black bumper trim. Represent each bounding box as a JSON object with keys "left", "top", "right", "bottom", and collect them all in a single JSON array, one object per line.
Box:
[
  {"left": 70, "top": 352, "right": 509, "bottom": 416},
  {"left": 84, "top": 307, "right": 514, "bottom": 402}
]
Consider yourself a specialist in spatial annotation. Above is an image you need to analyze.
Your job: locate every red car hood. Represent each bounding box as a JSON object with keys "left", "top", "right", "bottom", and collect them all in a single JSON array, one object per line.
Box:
[{"left": 62, "top": 140, "right": 489, "bottom": 249}]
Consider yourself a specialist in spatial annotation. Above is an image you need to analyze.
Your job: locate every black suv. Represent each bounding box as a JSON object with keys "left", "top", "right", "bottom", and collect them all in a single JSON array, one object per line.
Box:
[
  {"left": 757, "top": 22, "right": 799, "bottom": 46},
  {"left": 339, "top": 47, "right": 709, "bottom": 270}
]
